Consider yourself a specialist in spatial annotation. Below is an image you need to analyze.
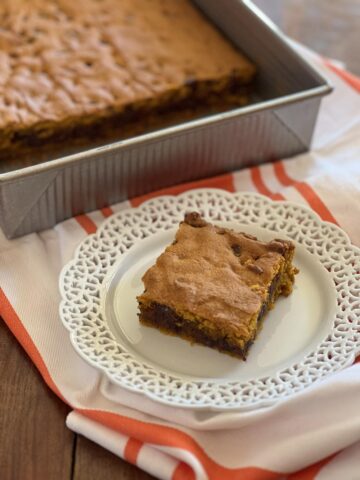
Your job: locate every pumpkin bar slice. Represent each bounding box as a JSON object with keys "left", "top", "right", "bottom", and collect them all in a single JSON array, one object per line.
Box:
[{"left": 137, "top": 212, "right": 298, "bottom": 359}]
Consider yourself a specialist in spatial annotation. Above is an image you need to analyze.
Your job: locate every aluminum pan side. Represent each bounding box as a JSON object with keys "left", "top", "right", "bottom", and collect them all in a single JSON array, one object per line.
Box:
[
  {"left": 0, "top": 1, "right": 332, "bottom": 237},
  {"left": 0, "top": 84, "right": 330, "bottom": 184}
]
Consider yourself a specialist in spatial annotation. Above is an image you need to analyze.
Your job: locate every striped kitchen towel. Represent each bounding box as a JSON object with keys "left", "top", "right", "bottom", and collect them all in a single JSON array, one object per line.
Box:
[{"left": 0, "top": 44, "right": 359, "bottom": 479}]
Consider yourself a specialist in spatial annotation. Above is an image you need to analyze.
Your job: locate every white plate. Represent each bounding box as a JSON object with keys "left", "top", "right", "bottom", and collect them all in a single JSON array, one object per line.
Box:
[{"left": 59, "top": 189, "right": 360, "bottom": 411}]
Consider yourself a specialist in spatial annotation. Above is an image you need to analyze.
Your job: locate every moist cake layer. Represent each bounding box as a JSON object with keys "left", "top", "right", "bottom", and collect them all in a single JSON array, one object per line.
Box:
[{"left": 138, "top": 271, "right": 283, "bottom": 359}]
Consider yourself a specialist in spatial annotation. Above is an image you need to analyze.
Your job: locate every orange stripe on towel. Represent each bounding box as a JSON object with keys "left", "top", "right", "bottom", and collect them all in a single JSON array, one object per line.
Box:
[
  {"left": 172, "top": 462, "right": 196, "bottom": 480},
  {"left": 323, "top": 60, "right": 360, "bottom": 93},
  {"left": 273, "top": 161, "right": 338, "bottom": 224},
  {"left": 250, "top": 166, "right": 285, "bottom": 201},
  {"left": 288, "top": 453, "right": 337, "bottom": 480},
  {"left": 130, "top": 173, "right": 235, "bottom": 207},
  {"left": 100, "top": 206, "right": 114, "bottom": 218},
  {"left": 0, "top": 288, "right": 67, "bottom": 404},
  {"left": 74, "top": 214, "right": 98, "bottom": 234},
  {"left": 124, "top": 438, "right": 143, "bottom": 465},
  {"left": 79, "top": 409, "right": 282, "bottom": 480},
  {"left": 273, "top": 161, "right": 294, "bottom": 187}
]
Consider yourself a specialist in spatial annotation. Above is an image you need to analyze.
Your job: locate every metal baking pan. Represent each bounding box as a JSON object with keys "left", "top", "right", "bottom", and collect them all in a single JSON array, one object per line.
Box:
[{"left": 0, "top": 0, "right": 332, "bottom": 238}]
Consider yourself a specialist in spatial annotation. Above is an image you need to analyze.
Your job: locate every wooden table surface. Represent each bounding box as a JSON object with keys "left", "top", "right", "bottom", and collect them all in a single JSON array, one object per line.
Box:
[
  {"left": 1, "top": 2, "right": 359, "bottom": 480},
  {"left": 0, "top": 320, "right": 155, "bottom": 480},
  {"left": 253, "top": 0, "right": 360, "bottom": 75}
]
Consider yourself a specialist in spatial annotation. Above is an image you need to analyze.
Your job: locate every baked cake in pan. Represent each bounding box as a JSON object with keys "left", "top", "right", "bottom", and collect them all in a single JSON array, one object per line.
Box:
[
  {"left": 137, "top": 212, "right": 298, "bottom": 359},
  {"left": 0, "top": 0, "right": 256, "bottom": 158}
]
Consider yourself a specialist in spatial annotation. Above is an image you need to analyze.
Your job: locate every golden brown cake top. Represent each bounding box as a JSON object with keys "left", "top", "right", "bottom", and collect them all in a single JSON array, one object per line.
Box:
[
  {"left": 139, "top": 213, "right": 294, "bottom": 339},
  {"left": 0, "top": 0, "right": 255, "bottom": 130}
]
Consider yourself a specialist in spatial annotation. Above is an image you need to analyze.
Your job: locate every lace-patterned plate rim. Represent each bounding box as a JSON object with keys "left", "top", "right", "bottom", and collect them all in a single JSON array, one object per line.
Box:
[{"left": 59, "top": 189, "right": 360, "bottom": 411}]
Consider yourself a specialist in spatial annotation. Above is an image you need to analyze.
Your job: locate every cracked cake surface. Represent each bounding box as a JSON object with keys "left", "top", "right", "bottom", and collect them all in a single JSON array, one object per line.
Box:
[{"left": 137, "top": 212, "right": 298, "bottom": 359}]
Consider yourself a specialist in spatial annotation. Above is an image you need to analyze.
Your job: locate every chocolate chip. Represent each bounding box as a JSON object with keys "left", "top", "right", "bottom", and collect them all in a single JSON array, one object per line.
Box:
[
  {"left": 184, "top": 212, "right": 208, "bottom": 228},
  {"left": 231, "top": 244, "right": 242, "bottom": 256},
  {"left": 185, "top": 75, "right": 196, "bottom": 87},
  {"left": 247, "top": 264, "right": 264, "bottom": 274},
  {"left": 267, "top": 241, "right": 287, "bottom": 255}
]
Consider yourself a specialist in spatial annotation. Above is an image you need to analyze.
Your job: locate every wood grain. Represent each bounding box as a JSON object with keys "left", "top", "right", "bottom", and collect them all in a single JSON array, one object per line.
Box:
[
  {"left": 253, "top": 0, "right": 360, "bottom": 75},
  {"left": 73, "top": 436, "right": 156, "bottom": 480},
  {"left": 0, "top": 319, "right": 74, "bottom": 480}
]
